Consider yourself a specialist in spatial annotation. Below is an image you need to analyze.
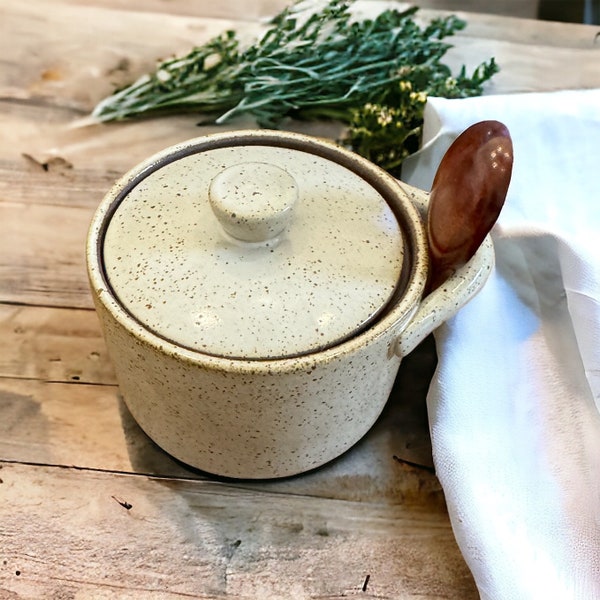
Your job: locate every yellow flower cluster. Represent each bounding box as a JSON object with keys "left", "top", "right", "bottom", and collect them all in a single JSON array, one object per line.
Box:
[{"left": 363, "top": 103, "right": 394, "bottom": 127}]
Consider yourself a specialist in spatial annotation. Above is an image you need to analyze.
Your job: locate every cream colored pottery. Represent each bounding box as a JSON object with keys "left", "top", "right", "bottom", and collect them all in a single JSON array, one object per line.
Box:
[{"left": 87, "top": 130, "right": 494, "bottom": 479}]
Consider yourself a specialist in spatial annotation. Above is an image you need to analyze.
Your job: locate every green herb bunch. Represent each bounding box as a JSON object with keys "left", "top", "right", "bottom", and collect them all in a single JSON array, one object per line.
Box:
[{"left": 92, "top": 0, "right": 498, "bottom": 173}]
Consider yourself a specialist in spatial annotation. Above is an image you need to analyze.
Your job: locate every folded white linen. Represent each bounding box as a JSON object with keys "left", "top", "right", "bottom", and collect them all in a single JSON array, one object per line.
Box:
[{"left": 402, "top": 89, "right": 600, "bottom": 599}]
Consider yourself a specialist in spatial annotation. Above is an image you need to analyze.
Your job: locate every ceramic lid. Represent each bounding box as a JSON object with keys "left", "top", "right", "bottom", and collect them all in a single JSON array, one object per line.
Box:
[{"left": 101, "top": 135, "right": 405, "bottom": 360}]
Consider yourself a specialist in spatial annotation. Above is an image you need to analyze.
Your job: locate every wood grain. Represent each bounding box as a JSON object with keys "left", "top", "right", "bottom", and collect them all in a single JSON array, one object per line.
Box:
[
  {"left": 0, "top": 202, "right": 93, "bottom": 309},
  {"left": 0, "top": 462, "right": 478, "bottom": 599},
  {"left": 0, "top": 304, "right": 115, "bottom": 384}
]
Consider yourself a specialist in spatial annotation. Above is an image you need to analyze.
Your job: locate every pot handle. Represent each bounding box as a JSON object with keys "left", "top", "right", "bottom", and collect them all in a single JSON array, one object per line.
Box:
[{"left": 392, "top": 182, "right": 495, "bottom": 358}]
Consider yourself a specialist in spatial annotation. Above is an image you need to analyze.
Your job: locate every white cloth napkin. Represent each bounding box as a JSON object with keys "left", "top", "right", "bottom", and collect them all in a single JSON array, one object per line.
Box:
[{"left": 402, "top": 89, "right": 600, "bottom": 599}]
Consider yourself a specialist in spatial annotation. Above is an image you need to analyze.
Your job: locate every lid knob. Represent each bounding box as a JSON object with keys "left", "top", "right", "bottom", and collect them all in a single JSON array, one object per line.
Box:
[{"left": 209, "top": 161, "right": 298, "bottom": 243}]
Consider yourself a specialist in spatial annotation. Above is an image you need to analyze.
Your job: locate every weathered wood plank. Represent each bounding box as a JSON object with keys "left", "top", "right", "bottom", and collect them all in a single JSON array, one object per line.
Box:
[
  {"left": 0, "top": 462, "right": 478, "bottom": 599},
  {"left": 446, "top": 37, "right": 600, "bottom": 94},
  {"left": 0, "top": 149, "right": 119, "bottom": 210},
  {"left": 0, "top": 99, "right": 234, "bottom": 190},
  {"left": 47, "top": 0, "right": 600, "bottom": 49},
  {"left": 0, "top": 0, "right": 245, "bottom": 114},
  {"left": 0, "top": 202, "right": 93, "bottom": 308},
  {"left": 455, "top": 10, "right": 600, "bottom": 47},
  {"left": 0, "top": 304, "right": 115, "bottom": 384},
  {"left": 57, "top": 0, "right": 290, "bottom": 21},
  {"left": 0, "top": 378, "right": 129, "bottom": 472}
]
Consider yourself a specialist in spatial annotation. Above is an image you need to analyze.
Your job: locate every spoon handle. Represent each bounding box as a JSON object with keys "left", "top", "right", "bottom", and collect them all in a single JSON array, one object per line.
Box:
[{"left": 426, "top": 120, "right": 513, "bottom": 292}]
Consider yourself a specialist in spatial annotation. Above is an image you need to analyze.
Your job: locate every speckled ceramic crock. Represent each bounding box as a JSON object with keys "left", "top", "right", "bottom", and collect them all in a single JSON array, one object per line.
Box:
[{"left": 87, "top": 130, "right": 494, "bottom": 479}]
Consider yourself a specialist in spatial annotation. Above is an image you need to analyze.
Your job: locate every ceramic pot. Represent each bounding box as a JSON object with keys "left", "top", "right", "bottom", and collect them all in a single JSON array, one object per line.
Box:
[{"left": 87, "top": 130, "right": 493, "bottom": 479}]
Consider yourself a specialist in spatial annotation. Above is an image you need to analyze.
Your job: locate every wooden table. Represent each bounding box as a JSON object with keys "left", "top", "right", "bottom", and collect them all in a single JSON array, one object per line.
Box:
[{"left": 1, "top": 1, "right": 599, "bottom": 597}]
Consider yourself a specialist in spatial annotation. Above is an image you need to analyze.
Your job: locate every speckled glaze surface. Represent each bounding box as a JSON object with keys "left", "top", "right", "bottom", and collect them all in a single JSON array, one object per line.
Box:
[
  {"left": 86, "top": 130, "right": 494, "bottom": 479},
  {"left": 102, "top": 141, "right": 404, "bottom": 360}
]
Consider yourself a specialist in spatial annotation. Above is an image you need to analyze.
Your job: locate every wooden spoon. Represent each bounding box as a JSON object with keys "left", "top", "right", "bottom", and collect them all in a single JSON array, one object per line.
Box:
[{"left": 426, "top": 120, "right": 513, "bottom": 292}]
